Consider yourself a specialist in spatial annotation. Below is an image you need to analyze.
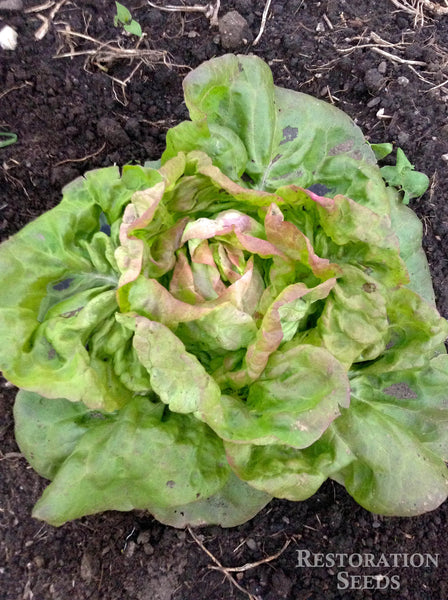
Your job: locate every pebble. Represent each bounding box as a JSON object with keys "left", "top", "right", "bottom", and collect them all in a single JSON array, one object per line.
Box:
[
  {"left": 0, "top": 25, "right": 17, "bottom": 50},
  {"left": 398, "top": 76, "right": 410, "bottom": 86},
  {"left": 367, "top": 97, "right": 381, "bottom": 108},
  {"left": 378, "top": 61, "right": 387, "bottom": 75},
  {"left": 33, "top": 555, "right": 45, "bottom": 569},
  {"left": 364, "top": 68, "right": 385, "bottom": 92},
  {"left": 245, "top": 537, "right": 258, "bottom": 551},
  {"left": 218, "top": 11, "right": 250, "bottom": 49}
]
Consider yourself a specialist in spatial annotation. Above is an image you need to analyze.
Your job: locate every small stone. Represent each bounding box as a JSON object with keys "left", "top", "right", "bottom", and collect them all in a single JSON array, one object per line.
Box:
[
  {"left": 0, "top": 25, "right": 17, "bottom": 50},
  {"left": 33, "top": 555, "right": 45, "bottom": 569},
  {"left": 397, "top": 76, "right": 410, "bottom": 86},
  {"left": 364, "top": 68, "right": 385, "bottom": 92},
  {"left": 367, "top": 97, "right": 381, "bottom": 108},
  {"left": 246, "top": 538, "right": 258, "bottom": 551},
  {"left": 143, "top": 543, "right": 154, "bottom": 556},
  {"left": 378, "top": 61, "right": 387, "bottom": 74},
  {"left": 316, "top": 21, "right": 325, "bottom": 32},
  {"left": 137, "top": 530, "right": 151, "bottom": 545},
  {"left": 218, "top": 11, "right": 250, "bottom": 50},
  {"left": 124, "top": 541, "right": 136, "bottom": 558},
  {"left": 80, "top": 553, "right": 93, "bottom": 583}
]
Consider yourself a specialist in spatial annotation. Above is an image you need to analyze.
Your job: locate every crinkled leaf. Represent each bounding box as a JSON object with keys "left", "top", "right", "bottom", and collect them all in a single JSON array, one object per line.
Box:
[
  {"left": 0, "top": 165, "right": 160, "bottom": 409},
  {"left": 200, "top": 344, "right": 349, "bottom": 449},
  {"left": 331, "top": 361, "right": 448, "bottom": 515},
  {"left": 127, "top": 315, "right": 221, "bottom": 414},
  {"left": 164, "top": 120, "right": 248, "bottom": 181},
  {"left": 167, "top": 54, "right": 390, "bottom": 216},
  {"left": 317, "top": 265, "right": 389, "bottom": 367},
  {"left": 28, "top": 396, "right": 230, "bottom": 526},
  {"left": 225, "top": 428, "right": 353, "bottom": 500},
  {"left": 357, "top": 286, "right": 448, "bottom": 375}
]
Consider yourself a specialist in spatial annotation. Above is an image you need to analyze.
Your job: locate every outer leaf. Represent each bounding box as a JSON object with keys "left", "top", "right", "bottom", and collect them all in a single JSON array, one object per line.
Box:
[
  {"left": 167, "top": 54, "right": 390, "bottom": 216},
  {"left": 331, "top": 363, "right": 448, "bottom": 515},
  {"left": 317, "top": 265, "right": 389, "bottom": 367},
  {"left": 357, "top": 286, "right": 448, "bottom": 375},
  {"left": 150, "top": 472, "right": 271, "bottom": 528},
  {"left": 387, "top": 186, "right": 436, "bottom": 304},
  {"left": 0, "top": 166, "right": 160, "bottom": 409},
  {"left": 14, "top": 390, "right": 92, "bottom": 480},
  {"left": 29, "top": 396, "right": 230, "bottom": 526},
  {"left": 225, "top": 429, "right": 353, "bottom": 500}
]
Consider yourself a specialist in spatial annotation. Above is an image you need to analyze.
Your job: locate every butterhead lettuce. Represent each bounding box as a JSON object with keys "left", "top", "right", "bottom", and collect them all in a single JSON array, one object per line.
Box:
[{"left": 1, "top": 55, "right": 447, "bottom": 527}]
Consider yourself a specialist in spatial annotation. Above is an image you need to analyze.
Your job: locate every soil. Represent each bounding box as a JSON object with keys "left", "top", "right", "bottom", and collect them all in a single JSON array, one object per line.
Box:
[{"left": 1, "top": 1, "right": 448, "bottom": 599}]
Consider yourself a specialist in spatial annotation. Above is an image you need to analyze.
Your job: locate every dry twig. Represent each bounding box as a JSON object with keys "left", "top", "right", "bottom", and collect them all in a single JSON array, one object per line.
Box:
[
  {"left": 30, "top": 0, "right": 66, "bottom": 41},
  {"left": 187, "top": 527, "right": 262, "bottom": 600},
  {"left": 147, "top": 0, "right": 221, "bottom": 27},
  {"left": 389, "top": 0, "right": 448, "bottom": 27},
  {"left": 54, "top": 142, "right": 106, "bottom": 167},
  {"left": 209, "top": 539, "right": 291, "bottom": 573},
  {"left": 371, "top": 46, "right": 426, "bottom": 66},
  {"left": 55, "top": 29, "right": 169, "bottom": 65},
  {"left": 253, "top": 0, "right": 273, "bottom": 45},
  {"left": 0, "top": 82, "right": 32, "bottom": 101},
  {"left": 188, "top": 527, "right": 291, "bottom": 599}
]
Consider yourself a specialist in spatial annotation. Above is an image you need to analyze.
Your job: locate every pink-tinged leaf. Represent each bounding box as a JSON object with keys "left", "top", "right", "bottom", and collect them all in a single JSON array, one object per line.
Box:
[
  {"left": 115, "top": 183, "right": 170, "bottom": 287},
  {"left": 234, "top": 230, "right": 286, "bottom": 259},
  {"left": 245, "top": 278, "right": 337, "bottom": 380},
  {"left": 190, "top": 240, "right": 227, "bottom": 298},
  {"left": 144, "top": 217, "right": 188, "bottom": 278},
  {"left": 181, "top": 210, "right": 262, "bottom": 244},
  {"left": 222, "top": 243, "right": 245, "bottom": 272},
  {"left": 302, "top": 189, "right": 408, "bottom": 287},
  {"left": 304, "top": 189, "right": 335, "bottom": 209},
  {"left": 190, "top": 238, "right": 216, "bottom": 266},
  {"left": 212, "top": 243, "right": 244, "bottom": 283},
  {"left": 127, "top": 183, "right": 165, "bottom": 234},
  {"left": 125, "top": 277, "right": 212, "bottom": 325},
  {"left": 115, "top": 204, "right": 144, "bottom": 287},
  {"left": 218, "top": 258, "right": 259, "bottom": 313},
  {"left": 124, "top": 259, "right": 261, "bottom": 327},
  {"left": 192, "top": 151, "right": 283, "bottom": 207},
  {"left": 181, "top": 217, "right": 231, "bottom": 244},
  {"left": 265, "top": 203, "right": 340, "bottom": 280},
  {"left": 170, "top": 249, "right": 205, "bottom": 304}
]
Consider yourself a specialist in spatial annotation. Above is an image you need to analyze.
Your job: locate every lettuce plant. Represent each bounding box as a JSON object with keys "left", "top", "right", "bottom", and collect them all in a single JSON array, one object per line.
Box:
[{"left": 1, "top": 55, "right": 447, "bottom": 528}]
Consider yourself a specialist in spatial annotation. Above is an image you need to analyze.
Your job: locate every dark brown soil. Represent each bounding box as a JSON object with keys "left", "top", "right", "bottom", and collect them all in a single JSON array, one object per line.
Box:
[{"left": 1, "top": 1, "right": 448, "bottom": 599}]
